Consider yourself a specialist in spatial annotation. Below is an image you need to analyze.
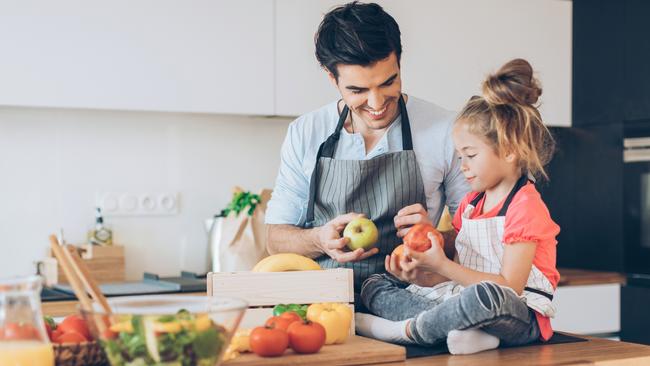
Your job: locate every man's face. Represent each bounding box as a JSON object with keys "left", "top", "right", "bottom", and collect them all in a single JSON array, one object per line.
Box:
[{"left": 328, "top": 53, "right": 402, "bottom": 131}]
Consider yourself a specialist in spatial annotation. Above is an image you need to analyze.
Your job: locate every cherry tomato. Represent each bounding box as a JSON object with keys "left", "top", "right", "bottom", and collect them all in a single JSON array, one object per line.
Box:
[
  {"left": 58, "top": 314, "right": 92, "bottom": 341},
  {"left": 54, "top": 330, "right": 88, "bottom": 344},
  {"left": 287, "top": 320, "right": 326, "bottom": 354},
  {"left": 265, "top": 315, "right": 297, "bottom": 332},
  {"left": 0, "top": 323, "right": 38, "bottom": 340},
  {"left": 249, "top": 326, "right": 289, "bottom": 357}
]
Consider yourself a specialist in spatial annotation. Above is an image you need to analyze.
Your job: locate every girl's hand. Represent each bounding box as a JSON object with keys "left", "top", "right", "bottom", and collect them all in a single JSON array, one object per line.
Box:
[
  {"left": 400, "top": 232, "right": 448, "bottom": 273},
  {"left": 385, "top": 252, "right": 439, "bottom": 287}
]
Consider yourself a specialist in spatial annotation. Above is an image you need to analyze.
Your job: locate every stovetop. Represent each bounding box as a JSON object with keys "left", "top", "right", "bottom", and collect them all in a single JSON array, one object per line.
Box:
[{"left": 41, "top": 271, "right": 207, "bottom": 302}]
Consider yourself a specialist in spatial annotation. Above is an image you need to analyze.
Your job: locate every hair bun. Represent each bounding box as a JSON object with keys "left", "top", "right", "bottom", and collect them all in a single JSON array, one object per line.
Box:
[{"left": 482, "top": 58, "right": 542, "bottom": 106}]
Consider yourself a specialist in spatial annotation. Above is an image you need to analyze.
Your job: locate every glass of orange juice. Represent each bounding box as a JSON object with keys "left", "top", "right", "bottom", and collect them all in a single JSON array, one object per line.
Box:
[{"left": 0, "top": 276, "right": 54, "bottom": 366}]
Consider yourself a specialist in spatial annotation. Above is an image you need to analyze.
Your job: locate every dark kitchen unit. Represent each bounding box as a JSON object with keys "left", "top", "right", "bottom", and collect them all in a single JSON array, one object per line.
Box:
[
  {"left": 41, "top": 271, "right": 207, "bottom": 302},
  {"left": 552, "top": 0, "right": 650, "bottom": 345}
]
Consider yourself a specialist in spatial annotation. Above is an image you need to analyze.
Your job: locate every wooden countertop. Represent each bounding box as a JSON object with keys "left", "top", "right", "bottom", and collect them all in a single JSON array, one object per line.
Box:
[
  {"left": 376, "top": 335, "right": 650, "bottom": 366},
  {"left": 558, "top": 268, "right": 626, "bottom": 286}
]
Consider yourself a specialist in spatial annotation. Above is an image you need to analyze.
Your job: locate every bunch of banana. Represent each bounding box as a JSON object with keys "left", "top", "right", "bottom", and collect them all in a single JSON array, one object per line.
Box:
[{"left": 251, "top": 253, "right": 321, "bottom": 272}]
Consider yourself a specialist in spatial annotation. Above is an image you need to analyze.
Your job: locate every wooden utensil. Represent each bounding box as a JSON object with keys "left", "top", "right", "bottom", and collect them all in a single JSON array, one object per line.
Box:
[{"left": 48, "top": 234, "right": 111, "bottom": 333}]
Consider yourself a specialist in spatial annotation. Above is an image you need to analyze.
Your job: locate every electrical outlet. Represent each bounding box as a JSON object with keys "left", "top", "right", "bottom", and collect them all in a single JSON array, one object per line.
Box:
[{"left": 97, "top": 192, "right": 180, "bottom": 216}]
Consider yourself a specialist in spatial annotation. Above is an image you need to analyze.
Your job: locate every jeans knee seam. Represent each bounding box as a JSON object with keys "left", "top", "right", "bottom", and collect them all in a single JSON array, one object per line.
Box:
[
  {"left": 464, "top": 313, "right": 534, "bottom": 333},
  {"left": 474, "top": 284, "right": 494, "bottom": 313}
]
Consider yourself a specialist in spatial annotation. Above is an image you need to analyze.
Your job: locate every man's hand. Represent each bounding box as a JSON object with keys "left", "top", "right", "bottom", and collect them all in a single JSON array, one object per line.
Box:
[
  {"left": 394, "top": 203, "right": 430, "bottom": 238},
  {"left": 317, "top": 213, "right": 379, "bottom": 263}
]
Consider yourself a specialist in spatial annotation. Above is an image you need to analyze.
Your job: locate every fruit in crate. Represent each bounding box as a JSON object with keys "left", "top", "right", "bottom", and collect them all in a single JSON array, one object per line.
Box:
[
  {"left": 343, "top": 217, "right": 379, "bottom": 250},
  {"left": 252, "top": 253, "right": 321, "bottom": 272},
  {"left": 306, "top": 303, "right": 353, "bottom": 345},
  {"left": 404, "top": 223, "right": 444, "bottom": 252}
]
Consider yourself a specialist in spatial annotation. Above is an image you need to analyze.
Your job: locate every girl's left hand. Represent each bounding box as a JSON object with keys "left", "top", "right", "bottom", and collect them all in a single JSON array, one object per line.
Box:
[{"left": 400, "top": 232, "right": 448, "bottom": 273}]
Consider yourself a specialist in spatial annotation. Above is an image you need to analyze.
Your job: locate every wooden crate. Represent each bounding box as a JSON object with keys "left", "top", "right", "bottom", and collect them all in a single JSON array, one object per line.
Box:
[
  {"left": 41, "top": 244, "right": 125, "bottom": 286},
  {"left": 208, "top": 268, "right": 355, "bottom": 333}
]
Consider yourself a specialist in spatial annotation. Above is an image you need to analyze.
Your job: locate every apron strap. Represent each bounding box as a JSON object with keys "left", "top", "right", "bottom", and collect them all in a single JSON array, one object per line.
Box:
[
  {"left": 305, "top": 95, "right": 411, "bottom": 227},
  {"left": 524, "top": 286, "right": 554, "bottom": 301},
  {"left": 468, "top": 175, "right": 530, "bottom": 216}
]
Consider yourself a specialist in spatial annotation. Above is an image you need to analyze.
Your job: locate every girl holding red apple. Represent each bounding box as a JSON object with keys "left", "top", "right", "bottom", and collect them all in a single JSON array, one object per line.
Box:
[{"left": 357, "top": 59, "right": 561, "bottom": 355}]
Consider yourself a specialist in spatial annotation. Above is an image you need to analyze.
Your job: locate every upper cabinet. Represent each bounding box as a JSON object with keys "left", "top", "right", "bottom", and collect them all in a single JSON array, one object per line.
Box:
[
  {"left": 0, "top": 1, "right": 275, "bottom": 115},
  {"left": 0, "top": 1, "right": 571, "bottom": 124},
  {"left": 275, "top": 0, "right": 572, "bottom": 126}
]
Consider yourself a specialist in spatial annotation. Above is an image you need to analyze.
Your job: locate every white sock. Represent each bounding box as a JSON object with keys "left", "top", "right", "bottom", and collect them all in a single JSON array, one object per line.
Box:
[
  {"left": 447, "top": 329, "right": 500, "bottom": 355},
  {"left": 355, "top": 312, "right": 415, "bottom": 345}
]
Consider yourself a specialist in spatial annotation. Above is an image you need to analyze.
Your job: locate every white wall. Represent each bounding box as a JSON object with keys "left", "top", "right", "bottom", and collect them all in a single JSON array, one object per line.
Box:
[{"left": 0, "top": 107, "right": 291, "bottom": 279}]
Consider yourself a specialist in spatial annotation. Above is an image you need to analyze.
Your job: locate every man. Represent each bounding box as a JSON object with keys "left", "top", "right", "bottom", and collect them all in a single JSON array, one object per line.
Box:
[{"left": 265, "top": 2, "right": 468, "bottom": 291}]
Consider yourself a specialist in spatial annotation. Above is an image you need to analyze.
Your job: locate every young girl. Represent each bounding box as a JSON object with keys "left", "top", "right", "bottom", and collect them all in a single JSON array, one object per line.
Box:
[{"left": 355, "top": 58, "right": 560, "bottom": 355}]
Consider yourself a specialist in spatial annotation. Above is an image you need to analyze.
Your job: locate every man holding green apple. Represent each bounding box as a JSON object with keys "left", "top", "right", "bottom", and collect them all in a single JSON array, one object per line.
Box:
[{"left": 265, "top": 2, "right": 468, "bottom": 291}]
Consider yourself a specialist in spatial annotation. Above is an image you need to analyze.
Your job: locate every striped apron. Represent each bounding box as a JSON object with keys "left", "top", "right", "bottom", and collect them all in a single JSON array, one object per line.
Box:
[
  {"left": 407, "top": 175, "right": 557, "bottom": 317},
  {"left": 305, "top": 95, "right": 427, "bottom": 292}
]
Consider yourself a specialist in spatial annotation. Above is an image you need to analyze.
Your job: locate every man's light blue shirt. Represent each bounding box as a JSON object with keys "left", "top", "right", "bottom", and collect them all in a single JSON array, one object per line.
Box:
[{"left": 266, "top": 96, "right": 470, "bottom": 227}]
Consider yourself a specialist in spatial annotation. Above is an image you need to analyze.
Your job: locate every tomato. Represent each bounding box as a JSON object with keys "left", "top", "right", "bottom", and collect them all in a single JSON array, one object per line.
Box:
[
  {"left": 279, "top": 311, "right": 302, "bottom": 323},
  {"left": 44, "top": 323, "right": 52, "bottom": 340},
  {"left": 54, "top": 330, "right": 88, "bottom": 344},
  {"left": 249, "top": 326, "right": 289, "bottom": 357},
  {"left": 287, "top": 320, "right": 326, "bottom": 354},
  {"left": 265, "top": 315, "right": 298, "bottom": 332},
  {"left": 0, "top": 323, "right": 39, "bottom": 340},
  {"left": 58, "top": 314, "right": 92, "bottom": 341},
  {"left": 101, "top": 328, "right": 118, "bottom": 340},
  {"left": 404, "top": 224, "right": 443, "bottom": 252},
  {"left": 51, "top": 329, "right": 63, "bottom": 342}
]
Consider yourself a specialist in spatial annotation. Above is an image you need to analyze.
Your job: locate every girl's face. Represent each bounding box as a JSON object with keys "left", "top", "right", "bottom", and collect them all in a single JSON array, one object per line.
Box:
[{"left": 452, "top": 121, "right": 518, "bottom": 192}]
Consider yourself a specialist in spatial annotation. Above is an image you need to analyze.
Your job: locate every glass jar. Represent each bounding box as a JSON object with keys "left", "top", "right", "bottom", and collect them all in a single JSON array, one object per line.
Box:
[{"left": 0, "top": 276, "right": 54, "bottom": 366}]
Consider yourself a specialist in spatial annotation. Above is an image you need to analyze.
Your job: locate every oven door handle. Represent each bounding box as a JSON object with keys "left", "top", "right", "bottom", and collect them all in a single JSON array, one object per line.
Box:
[{"left": 624, "top": 147, "right": 650, "bottom": 162}]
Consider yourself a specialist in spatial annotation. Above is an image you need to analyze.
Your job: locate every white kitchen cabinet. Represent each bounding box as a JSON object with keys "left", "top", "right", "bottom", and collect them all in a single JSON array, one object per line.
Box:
[
  {"left": 553, "top": 284, "right": 620, "bottom": 335},
  {"left": 0, "top": 1, "right": 274, "bottom": 115},
  {"left": 275, "top": 0, "right": 572, "bottom": 126}
]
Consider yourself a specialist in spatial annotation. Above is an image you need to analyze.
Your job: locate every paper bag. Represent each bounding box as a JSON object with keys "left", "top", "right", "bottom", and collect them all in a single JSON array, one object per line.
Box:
[{"left": 208, "top": 189, "right": 272, "bottom": 272}]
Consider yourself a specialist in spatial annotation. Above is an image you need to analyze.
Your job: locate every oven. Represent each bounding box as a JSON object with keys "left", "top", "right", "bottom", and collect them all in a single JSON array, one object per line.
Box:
[{"left": 623, "top": 121, "right": 650, "bottom": 276}]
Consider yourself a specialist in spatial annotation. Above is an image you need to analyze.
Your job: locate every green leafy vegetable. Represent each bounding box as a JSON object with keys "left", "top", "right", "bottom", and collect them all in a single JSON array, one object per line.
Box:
[{"left": 221, "top": 191, "right": 261, "bottom": 217}]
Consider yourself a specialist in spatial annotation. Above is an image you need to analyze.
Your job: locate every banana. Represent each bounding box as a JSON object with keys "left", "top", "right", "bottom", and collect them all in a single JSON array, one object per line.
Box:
[{"left": 252, "top": 253, "right": 322, "bottom": 272}]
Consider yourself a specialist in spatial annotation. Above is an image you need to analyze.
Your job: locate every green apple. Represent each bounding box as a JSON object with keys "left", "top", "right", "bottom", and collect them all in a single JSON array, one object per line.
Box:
[{"left": 343, "top": 217, "right": 379, "bottom": 251}]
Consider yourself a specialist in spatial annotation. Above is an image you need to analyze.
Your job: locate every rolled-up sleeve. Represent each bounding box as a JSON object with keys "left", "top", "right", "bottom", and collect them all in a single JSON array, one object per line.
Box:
[{"left": 265, "top": 121, "right": 310, "bottom": 226}]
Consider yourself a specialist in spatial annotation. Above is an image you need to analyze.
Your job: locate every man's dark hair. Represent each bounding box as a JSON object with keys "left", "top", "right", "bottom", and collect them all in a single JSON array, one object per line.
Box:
[{"left": 315, "top": 1, "right": 402, "bottom": 80}]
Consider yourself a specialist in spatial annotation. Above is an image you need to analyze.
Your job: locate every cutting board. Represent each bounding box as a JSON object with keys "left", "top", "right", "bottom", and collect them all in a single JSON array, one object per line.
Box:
[{"left": 225, "top": 335, "right": 405, "bottom": 366}]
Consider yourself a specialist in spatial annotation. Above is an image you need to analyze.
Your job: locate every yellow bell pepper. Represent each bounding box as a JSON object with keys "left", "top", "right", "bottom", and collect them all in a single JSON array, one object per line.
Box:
[
  {"left": 109, "top": 320, "right": 133, "bottom": 333},
  {"left": 306, "top": 303, "right": 352, "bottom": 345},
  {"left": 153, "top": 321, "right": 182, "bottom": 333}
]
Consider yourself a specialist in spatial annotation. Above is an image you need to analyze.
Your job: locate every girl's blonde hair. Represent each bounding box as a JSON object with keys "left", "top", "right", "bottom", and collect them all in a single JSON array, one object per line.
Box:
[{"left": 457, "top": 58, "right": 555, "bottom": 180}]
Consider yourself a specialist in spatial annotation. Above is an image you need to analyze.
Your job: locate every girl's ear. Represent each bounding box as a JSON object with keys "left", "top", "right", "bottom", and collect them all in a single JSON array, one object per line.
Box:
[{"left": 504, "top": 152, "right": 517, "bottom": 163}]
